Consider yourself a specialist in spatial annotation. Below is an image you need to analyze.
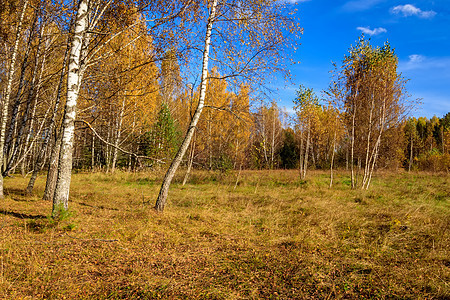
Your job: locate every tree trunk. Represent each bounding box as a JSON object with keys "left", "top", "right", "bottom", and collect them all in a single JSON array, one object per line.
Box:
[
  {"left": 52, "top": 0, "right": 89, "bottom": 218},
  {"left": 43, "top": 130, "right": 62, "bottom": 200},
  {"left": 4, "top": 12, "right": 36, "bottom": 165},
  {"left": 330, "top": 117, "right": 338, "bottom": 188},
  {"left": 5, "top": 18, "right": 45, "bottom": 177},
  {"left": 182, "top": 132, "right": 196, "bottom": 186},
  {"left": 363, "top": 98, "right": 387, "bottom": 190},
  {"left": 271, "top": 113, "right": 275, "bottom": 169},
  {"left": 350, "top": 107, "right": 356, "bottom": 189},
  {"left": 0, "top": 0, "right": 29, "bottom": 199},
  {"left": 111, "top": 96, "right": 126, "bottom": 173},
  {"left": 299, "top": 127, "right": 303, "bottom": 177},
  {"left": 27, "top": 35, "right": 69, "bottom": 194},
  {"left": 408, "top": 133, "right": 413, "bottom": 172},
  {"left": 91, "top": 134, "right": 95, "bottom": 170},
  {"left": 154, "top": 0, "right": 218, "bottom": 211},
  {"left": 302, "top": 120, "right": 310, "bottom": 179},
  {"left": 350, "top": 85, "right": 359, "bottom": 189},
  {"left": 361, "top": 92, "right": 375, "bottom": 189},
  {"left": 345, "top": 143, "right": 348, "bottom": 171}
]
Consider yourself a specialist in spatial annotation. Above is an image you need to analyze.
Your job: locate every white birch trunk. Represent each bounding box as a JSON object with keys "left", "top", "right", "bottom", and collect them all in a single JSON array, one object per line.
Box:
[
  {"left": 111, "top": 96, "right": 126, "bottom": 173},
  {"left": 5, "top": 20, "right": 46, "bottom": 176},
  {"left": 362, "top": 91, "right": 375, "bottom": 189},
  {"left": 363, "top": 98, "right": 387, "bottom": 190},
  {"left": 4, "top": 13, "right": 36, "bottom": 161},
  {"left": 52, "top": 0, "right": 89, "bottom": 217},
  {"left": 350, "top": 85, "right": 358, "bottom": 189},
  {"left": 330, "top": 116, "right": 338, "bottom": 188},
  {"left": 302, "top": 119, "right": 310, "bottom": 179},
  {"left": 182, "top": 132, "right": 196, "bottom": 186},
  {"left": 0, "top": 0, "right": 29, "bottom": 198},
  {"left": 299, "top": 126, "right": 303, "bottom": 177},
  {"left": 154, "top": 0, "right": 218, "bottom": 211},
  {"left": 271, "top": 114, "right": 275, "bottom": 169},
  {"left": 408, "top": 133, "right": 413, "bottom": 172}
]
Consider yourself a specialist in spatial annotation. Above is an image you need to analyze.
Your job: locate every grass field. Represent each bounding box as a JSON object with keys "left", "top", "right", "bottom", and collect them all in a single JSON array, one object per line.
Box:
[{"left": 0, "top": 170, "right": 449, "bottom": 299}]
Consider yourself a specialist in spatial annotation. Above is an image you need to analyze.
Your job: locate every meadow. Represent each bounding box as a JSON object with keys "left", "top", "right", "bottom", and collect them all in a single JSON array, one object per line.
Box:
[{"left": 0, "top": 170, "right": 448, "bottom": 299}]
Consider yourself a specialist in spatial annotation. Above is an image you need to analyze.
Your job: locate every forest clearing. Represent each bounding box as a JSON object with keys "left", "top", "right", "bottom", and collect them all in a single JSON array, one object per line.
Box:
[
  {"left": 1, "top": 170, "right": 448, "bottom": 299},
  {"left": 1, "top": 0, "right": 449, "bottom": 298}
]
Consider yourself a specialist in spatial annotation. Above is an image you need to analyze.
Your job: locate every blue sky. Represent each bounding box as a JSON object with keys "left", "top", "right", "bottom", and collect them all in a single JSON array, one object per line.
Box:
[{"left": 276, "top": 0, "right": 450, "bottom": 119}]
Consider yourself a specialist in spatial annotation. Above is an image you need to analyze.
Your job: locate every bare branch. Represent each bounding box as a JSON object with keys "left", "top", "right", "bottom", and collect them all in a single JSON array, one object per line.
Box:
[
  {"left": 204, "top": 105, "right": 249, "bottom": 124},
  {"left": 75, "top": 120, "right": 165, "bottom": 164}
]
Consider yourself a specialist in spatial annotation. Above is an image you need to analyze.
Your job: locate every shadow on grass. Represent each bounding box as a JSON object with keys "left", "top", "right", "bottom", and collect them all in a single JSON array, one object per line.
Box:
[
  {"left": 4, "top": 187, "right": 27, "bottom": 196},
  {"left": 76, "top": 202, "right": 120, "bottom": 211},
  {"left": 0, "top": 209, "right": 47, "bottom": 220},
  {"left": 4, "top": 187, "right": 43, "bottom": 202}
]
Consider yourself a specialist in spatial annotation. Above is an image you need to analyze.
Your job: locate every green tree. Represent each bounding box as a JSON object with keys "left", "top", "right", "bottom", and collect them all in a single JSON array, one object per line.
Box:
[
  {"left": 145, "top": 102, "right": 181, "bottom": 165},
  {"left": 279, "top": 129, "right": 298, "bottom": 169}
]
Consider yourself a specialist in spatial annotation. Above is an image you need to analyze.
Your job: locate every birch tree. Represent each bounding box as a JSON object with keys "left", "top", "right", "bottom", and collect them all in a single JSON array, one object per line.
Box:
[
  {"left": 293, "top": 85, "right": 319, "bottom": 179},
  {"left": 52, "top": 0, "right": 90, "bottom": 217},
  {"left": 331, "top": 36, "right": 407, "bottom": 189},
  {"left": 0, "top": 0, "right": 29, "bottom": 199},
  {"left": 154, "top": 0, "right": 299, "bottom": 210},
  {"left": 154, "top": 0, "right": 219, "bottom": 211}
]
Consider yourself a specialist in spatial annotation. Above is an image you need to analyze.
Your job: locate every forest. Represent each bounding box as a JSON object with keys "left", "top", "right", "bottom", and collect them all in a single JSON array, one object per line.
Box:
[
  {"left": 0, "top": 0, "right": 449, "bottom": 298},
  {"left": 0, "top": 0, "right": 448, "bottom": 211}
]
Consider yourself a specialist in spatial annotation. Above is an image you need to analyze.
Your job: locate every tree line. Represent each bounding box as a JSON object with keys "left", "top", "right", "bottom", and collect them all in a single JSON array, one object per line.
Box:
[
  {"left": 0, "top": 0, "right": 298, "bottom": 214},
  {"left": 0, "top": 0, "right": 447, "bottom": 215}
]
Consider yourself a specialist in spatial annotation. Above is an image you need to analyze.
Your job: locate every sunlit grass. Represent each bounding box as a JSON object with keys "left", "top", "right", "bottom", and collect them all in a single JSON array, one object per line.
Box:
[{"left": 0, "top": 170, "right": 448, "bottom": 298}]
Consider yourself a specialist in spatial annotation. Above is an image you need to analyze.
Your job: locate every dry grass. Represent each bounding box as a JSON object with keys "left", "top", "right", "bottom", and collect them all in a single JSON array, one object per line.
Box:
[{"left": 0, "top": 170, "right": 448, "bottom": 299}]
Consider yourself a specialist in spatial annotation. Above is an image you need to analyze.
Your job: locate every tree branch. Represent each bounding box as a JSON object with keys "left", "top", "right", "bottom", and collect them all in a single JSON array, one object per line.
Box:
[
  {"left": 204, "top": 105, "right": 249, "bottom": 124},
  {"left": 75, "top": 119, "right": 165, "bottom": 164}
]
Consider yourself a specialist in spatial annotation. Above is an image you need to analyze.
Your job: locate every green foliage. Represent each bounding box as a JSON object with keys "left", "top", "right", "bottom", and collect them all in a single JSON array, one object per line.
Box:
[
  {"left": 51, "top": 203, "right": 72, "bottom": 221},
  {"left": 293, "top": 84, "right": 319, "bottom": 112},
  {"left": 212, "top": 153, "right": 233, "bottom": 173},
  {"left": 142, "top": 102, "right": 181, "bottom": 164},
  {"left": 63, "top": 223, "right": 78, "bottom": 231},
  {"left": 279, "top": 129, "right": 298, "bottom": 169},
  {"left": 417, "top": 152, "right": 450, "bottom": 172},
  {"left": 403, "top": 113, "right": 450, "bottom": 171}
]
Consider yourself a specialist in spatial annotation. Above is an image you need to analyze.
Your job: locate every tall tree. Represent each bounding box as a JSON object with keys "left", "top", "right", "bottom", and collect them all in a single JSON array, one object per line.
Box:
[
  {"left": 293, "top": 84, "right": 320, "bottom": 179},
  {"left": 0, "top": 0, "right": 29, "bottom": 198},
  {"left": 154, "top": 0, "right": 219, "bottom": 211},
  {"left": 331, "top": 36, "right": 408, "bottom": 189},
  {"left": 52, "top": 0, "right": 91, "bottom": 217}
]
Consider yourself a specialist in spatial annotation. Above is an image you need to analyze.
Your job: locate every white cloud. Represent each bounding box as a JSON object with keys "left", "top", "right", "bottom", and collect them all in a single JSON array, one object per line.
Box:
[
  {"left": 357, "top": 26, "right": 387, "bottom": 36},
  {"left": 390, "top": 4, "right": 436, "bottom": 19},
  {"left": 342, "top": 0, "right": 384, "bottom": 12},
  {"left": 399, "top": 55, "right": 450, "bottom": 72},
  {"left": 408, "top": 54, "right": 425, "bottom": 63},
  {"left": 400, "top": 54, "right": 427, "bottom": 71},
  {"left": 283, "top": 0, "right": 310, "bottom": 3}
]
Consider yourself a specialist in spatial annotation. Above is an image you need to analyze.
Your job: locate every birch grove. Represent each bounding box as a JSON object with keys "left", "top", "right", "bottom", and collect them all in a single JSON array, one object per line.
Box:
[{"left": 1, "top": 0, "right": 444, "bottom": 219}]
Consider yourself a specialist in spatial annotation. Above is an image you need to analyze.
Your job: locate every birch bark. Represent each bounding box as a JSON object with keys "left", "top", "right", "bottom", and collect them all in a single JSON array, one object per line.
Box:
[
  {"left": 329, "top": 116, "right": 338, "bottom": 188},
  {"left": 111, "top": 96, "right": 126, "bottom": 173},
  {"left": 52, "top": 0, "right": 89, "bottom": 217},
  {"left": 4, "top": 18, "right": 46, "bottom": 176},
  {"left": 154, "top": 0, "right": 219, "bottom": 211},
  {"left": 302, "top": 120, "right": 310, "bottom": 179},
  {"left": 27, "top": 34, "right": 70, "bottom": 194},
  {"left": 0, "top": 0, "right": 29, "bottom": 199}
]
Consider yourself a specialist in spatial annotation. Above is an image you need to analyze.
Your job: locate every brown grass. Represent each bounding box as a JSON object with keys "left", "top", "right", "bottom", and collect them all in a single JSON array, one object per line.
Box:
[{"left": 0, "top": 170, "right": 449, "bottom": 299}]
